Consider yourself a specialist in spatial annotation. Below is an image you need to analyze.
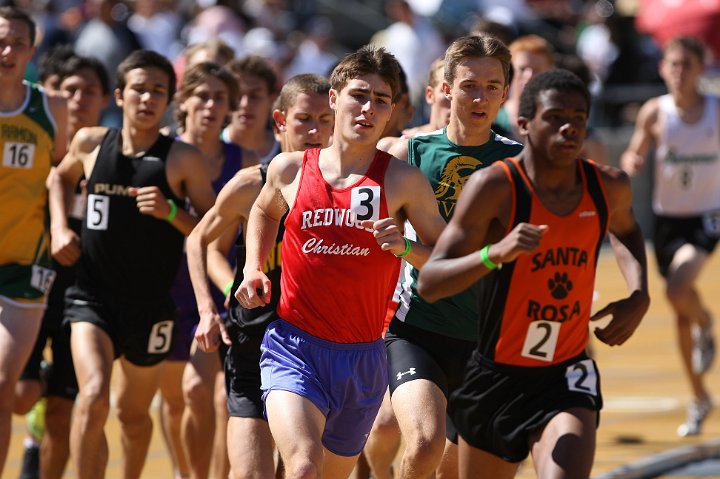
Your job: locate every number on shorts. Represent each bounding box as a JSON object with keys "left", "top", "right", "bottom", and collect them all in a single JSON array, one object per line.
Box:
[
  {"left": 3, "top": 142, "right": 35, "bottom": 169},
  {"left": 350, "top": 186, "right": 380, "bottom": 222},
  {"left": 30, "top": 265, "right": 56, "bottom": 295},
  {"left": 521, "top": 320, "right": 560, "bottom": 362},
  {"left": 147, "top": 320, "right": 173, "bottom": 354},
  {"left": 86, "top": 194, "right": 109, "bottom": 230},
  {"left": 565, "top": 359, "right": 598, "bottom": 396}
]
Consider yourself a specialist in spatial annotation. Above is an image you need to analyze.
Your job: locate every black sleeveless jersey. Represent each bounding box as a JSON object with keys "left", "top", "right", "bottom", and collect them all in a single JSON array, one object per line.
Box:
[
  {"left": 228, "top": 163, "right": 285, "bottom": 331},
  {"left": 77, "top": 128, "right": 184, "bottom": 302}
]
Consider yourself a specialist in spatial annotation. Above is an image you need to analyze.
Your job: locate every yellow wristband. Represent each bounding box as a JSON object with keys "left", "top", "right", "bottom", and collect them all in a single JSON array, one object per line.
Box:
[
  {"left": 395, "top": 237, "right": 412, "bottom": 258},
  {"left": 223, "top": 280, "right": 234, "bottom": 297},
  {"left": 480, "top": 244, "right": 501, "bottom": 270},
  {"left": 165, "top": 199, "right": 178, "bottom": 222}
]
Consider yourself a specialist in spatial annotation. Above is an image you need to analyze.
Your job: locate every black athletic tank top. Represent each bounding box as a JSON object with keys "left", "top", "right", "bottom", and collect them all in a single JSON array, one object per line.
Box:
[
  {"left": 77, "top": 128, "right": 184, "bottom": 302},
  {"left": 228, "top": 163, "right": 285, "bottom": 331}
]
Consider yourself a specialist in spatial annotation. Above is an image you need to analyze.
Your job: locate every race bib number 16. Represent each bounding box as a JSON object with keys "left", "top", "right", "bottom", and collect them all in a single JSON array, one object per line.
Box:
[{"left": 3, "top": 142, "right": 35, "bottom": 169}]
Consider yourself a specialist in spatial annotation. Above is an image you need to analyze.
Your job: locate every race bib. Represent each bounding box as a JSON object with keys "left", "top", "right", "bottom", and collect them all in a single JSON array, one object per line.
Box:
[
  {"left": 3, "top": 142, "right": 35, "bottom": 169},
  {"left": 31, "top": 265, "right": 56, "bottom": 295},
  {"left": 565, "top": 359, "right": 598, "bottom": 396}
]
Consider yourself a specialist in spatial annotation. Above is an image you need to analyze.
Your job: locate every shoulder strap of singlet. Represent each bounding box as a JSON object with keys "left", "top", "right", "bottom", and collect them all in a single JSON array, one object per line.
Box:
[
  {"left": 366, "top": 149, "right": 393, "bottom": 180},
  {"left": 580, "top": 160, "right": 609, "bottom": 267},
  {"left": 259, "top": 162, "right": 269, "bottom": 185},
  {"left": 503, "top": 158, "right": 532, "bottom": 225}
]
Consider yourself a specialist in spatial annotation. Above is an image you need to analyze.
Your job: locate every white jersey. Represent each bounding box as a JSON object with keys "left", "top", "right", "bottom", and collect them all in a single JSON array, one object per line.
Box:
[{"left": 654, "top": 94, "right": 720, "bottom": 216}]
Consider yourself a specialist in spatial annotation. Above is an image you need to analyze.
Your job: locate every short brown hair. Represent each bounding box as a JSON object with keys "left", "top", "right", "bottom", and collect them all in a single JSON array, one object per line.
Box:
[
  {"left": 427, "top": 56, "right": 444, "bottom": 88},
  {"left": 664, "top": 36, "right": 706, "bottom": 64},
  {"left": 226, "top": 55, "right": 278, "bottom": 95},
  {"left": 509, "top": 34, "right": 555, "bottom": 67},
  {"left": 444, "top": 34, "right": 512, "bottom": 86},
  {"left": 116, "top": 50, "right": 176, "bottom": 103},
  {"left": 274, "top": 73, "right": 330, "bottom": 113},
  {"left": 184, "top": 38, "right": 236, "bottom": 67},
  {"left": 0, "top": 6, "right": 35, "bottom": 45},
  {"left": 330, "top": 45, "right": 400, "bottom": 100},
  {"left": 175, "top": 61, "right": 239, "bottom": 129}
]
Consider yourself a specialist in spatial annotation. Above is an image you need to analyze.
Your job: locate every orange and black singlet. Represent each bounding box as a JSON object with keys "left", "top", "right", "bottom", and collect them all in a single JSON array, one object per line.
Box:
[{"left": 476, "top": 158, "right": 609, "bottom": 367}]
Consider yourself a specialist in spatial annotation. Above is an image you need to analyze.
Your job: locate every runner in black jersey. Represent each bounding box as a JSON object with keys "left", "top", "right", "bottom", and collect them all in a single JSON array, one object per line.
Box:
[
  {"left": 188, "top": 73, "right": 334, "bottom": 479},
  {"left": 48, "top": 50, "right": 216, "bottom": 479}
]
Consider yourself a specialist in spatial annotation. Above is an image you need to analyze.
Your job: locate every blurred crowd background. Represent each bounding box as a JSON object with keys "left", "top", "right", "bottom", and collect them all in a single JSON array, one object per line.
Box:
[{"left": 12, "top": 0, "right": 720, "bottom": 232}]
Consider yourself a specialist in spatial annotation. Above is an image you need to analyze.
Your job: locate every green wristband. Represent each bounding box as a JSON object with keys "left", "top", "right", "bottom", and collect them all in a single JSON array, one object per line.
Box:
[
  {"left": 480, "top": 244, "right": 501, "bottom": 270},
  {"left": 395, "top": 237, "right": 412, "bottom": 258},
  {"left": 165, "top": 199, "right": 178, "bottom": 222},
  {"left": 223, "top": 280, "right": 234, "bottom": 297}
]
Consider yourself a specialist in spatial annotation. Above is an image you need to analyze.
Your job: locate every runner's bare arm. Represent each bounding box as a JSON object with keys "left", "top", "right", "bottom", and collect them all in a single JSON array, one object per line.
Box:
[
  {"left": 236, "top": 152, "right": 299, "bottom": 308},
  {"left": 418, "top": 164, "right": 547, "bottom": 302},
  {"left": 590, "top": 167, "right": 650, "bottom": 346},
  {"left": 49, "top": 127, "right": 104, "bottom": 265},
  {"left": 620, "top": 97, "right": 658, "bottom": 176},
  {"left": 189, "top": 168, "right": 261, "bottom": 351}
]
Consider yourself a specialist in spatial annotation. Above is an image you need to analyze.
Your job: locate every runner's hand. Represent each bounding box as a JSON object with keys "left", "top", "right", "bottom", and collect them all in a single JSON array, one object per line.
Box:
[
  {"left": 591, "top": 290, "right": 649, "bottom": 346},
  {"left": 129, "top": 186, "right": 171, "bottom": 220},
  {"left": 195, "top": 308, "right": 231, "bottom": 352},
  {"left": 236, "top": 270, "right": 271, "bottom": 309},
  {"left": 51, "top": 226, "right": 81, "bottom": 266},
  {"left": 363, "top": 218, "right": 406, "bottom": 255}
]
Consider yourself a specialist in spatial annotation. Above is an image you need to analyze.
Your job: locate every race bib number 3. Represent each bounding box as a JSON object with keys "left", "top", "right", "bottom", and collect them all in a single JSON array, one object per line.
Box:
[
  {"left": 86, "top": 194, "right": 109, "bottom": 230},
  {"left": 565, "top": 359, "right": 598, "bottom": 396},
  {"left": 521, "top": 320, "right": 561, "bottom": 362},
  {"left": 3, "top": 142, "right": 35, "bottom": 169},
  {"left": 31, "top": 265, "right": 56, "bottom": 295},
  {"left": 350, "top": 186, "right": 381, "bottom": 222}
]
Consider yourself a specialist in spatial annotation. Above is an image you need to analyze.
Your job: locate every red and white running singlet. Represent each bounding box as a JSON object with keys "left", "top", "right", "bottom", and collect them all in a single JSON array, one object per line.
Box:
[{"left": 278, "top": 148, "right": 400, "bottom": 343}]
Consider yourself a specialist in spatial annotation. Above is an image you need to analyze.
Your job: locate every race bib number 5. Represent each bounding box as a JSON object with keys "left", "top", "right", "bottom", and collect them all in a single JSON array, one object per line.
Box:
[
  {"left": 86, "top": 194, "right": 109, "bottom": 230},
  {"left": 521, "top": 320, "right": 560, "bottom": 362}
]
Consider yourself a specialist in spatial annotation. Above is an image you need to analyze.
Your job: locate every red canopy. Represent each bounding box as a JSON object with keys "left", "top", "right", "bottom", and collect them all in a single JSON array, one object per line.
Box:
[{"left": 636, "top": 0, "right": 720, "bottom": 62}]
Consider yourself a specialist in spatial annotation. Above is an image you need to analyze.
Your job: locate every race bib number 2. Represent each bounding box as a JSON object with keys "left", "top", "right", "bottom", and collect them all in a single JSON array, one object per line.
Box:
[
  {"left": 521, "top": 320, "right": 560, "bottom": 362},
  {"left": 565, "top": 359, "right": 598, "bottom": 396}
]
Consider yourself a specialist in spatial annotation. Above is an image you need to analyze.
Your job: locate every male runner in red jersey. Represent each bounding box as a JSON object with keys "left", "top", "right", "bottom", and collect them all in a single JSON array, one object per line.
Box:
[{"left": 235, "top": 45, "right": 447, "bottom": 479}]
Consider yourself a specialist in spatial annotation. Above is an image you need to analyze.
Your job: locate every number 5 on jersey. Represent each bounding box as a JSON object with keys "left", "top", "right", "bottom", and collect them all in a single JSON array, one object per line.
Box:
[
  {"left": 87, "top": 194, "right": 109, "bottom": 230},
  {"left": 351, "top": 186, "right": 380, "bottom": 222}
]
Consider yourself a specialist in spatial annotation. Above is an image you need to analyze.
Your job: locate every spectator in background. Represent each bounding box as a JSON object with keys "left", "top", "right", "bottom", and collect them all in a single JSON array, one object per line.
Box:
[
  {"left": 184, "top": 5, "right": 246, "bottom": 61},
  {"left": 128, "top": 0, "right": 183, "bottom": 60},
  {"left": 74, "top": 0, "right": 142, "bottom": 126},
  {"left": 372, "top": 0, "right": 445, "bottom": 107},
  {"left": 283, "top": 16, "right": 339, "bottom": 81}
]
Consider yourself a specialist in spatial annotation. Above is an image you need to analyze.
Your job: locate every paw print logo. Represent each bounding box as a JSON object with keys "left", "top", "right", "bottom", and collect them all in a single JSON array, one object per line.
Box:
[{"left": 548, "top": 272, "right": 573, "bottom": 300}]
